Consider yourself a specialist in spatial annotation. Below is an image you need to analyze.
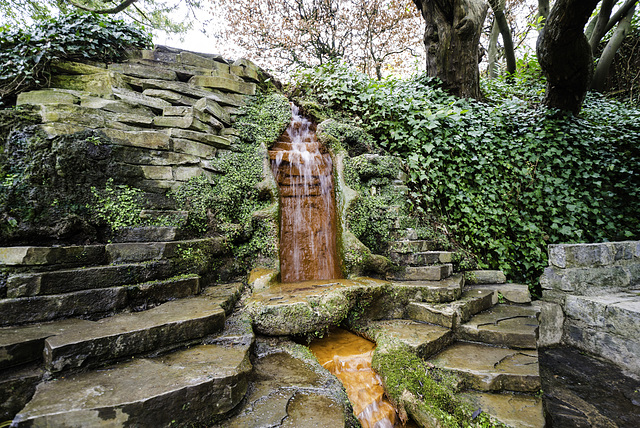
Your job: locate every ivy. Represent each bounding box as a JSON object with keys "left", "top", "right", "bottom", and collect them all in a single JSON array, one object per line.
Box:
[
  {"left": 0, "top": 12, "right": 152, "bottom": 105},
  {"left": 295, "top": 61, "right": 640, "bottom": 292}
]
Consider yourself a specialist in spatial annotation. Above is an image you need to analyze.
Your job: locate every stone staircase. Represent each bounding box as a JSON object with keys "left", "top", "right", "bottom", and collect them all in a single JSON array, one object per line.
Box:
[
  {"left": 372, "top": 235, "right": 545, "bottom": 427},
  {"left": 0, "top": 226, "right": 251, "bottom": 426}
]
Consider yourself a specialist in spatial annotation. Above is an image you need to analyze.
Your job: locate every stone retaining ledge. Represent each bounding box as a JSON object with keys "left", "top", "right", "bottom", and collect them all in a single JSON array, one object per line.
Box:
[{"left": 548, "top": 241, "right": 640, "bottom": 269}]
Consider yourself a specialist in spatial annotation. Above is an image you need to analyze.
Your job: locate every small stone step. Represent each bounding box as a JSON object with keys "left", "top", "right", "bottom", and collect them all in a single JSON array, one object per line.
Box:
[
  {"left": 387, "top": 264, "right": 453, "bottom": 281},
  {"left": 201, "top": 282, "right": 245, "bottom": 315},
  {"left": 126, "top": 274, "right": 201, "bottom": 311},
  {"left": 458, "top": 304, "right": 540, "bottom": 349},
  {"left": 0, "top": 245, "right": 106, "bottom": 267},
  {"left": 461, "top": 391, "right": 545, "bottom": 428},
  {"left": 468, "top": 282, "right": 532, "bottom": 304},
  {"left": 44, "top": 297, "right": 225, "bottom": 372},
  {"left": 388, "top": 239, "right": 436, "bottom": 253},
  {"left": 389, "top": 251, "right": 453, "bottom": 266},
  {"left": 406, "top": 288, "right": 494, "bottom": 329},
  {"left": 369, "top": 319, "right": 453, "bottom": 359},
  {"left": 111, "top": 226, "right": 184, "bottom": 243},
  {"left": 390, "top": 273, "right": 464, "bottom": 303},
  {"left": 466, "top": 270, "right": 507, "bottom": 285},
  {"left": 0, "top": 319, "right": 94, "bottom": 370},
  {"left": 6, "top": 261, "right": 171, "bottom": 298},
  {"left": 0, "top": 287, "right": 128, "bottom": 326},
  {"left": 431, "top": 342, "right": 540, "bottom": 392},
  {"left": 13, "top": 341, "right": 252, "bottom": 426}
]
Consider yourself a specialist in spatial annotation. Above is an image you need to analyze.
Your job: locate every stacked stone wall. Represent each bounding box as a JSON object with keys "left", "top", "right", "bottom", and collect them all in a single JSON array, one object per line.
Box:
[
  {"left": 14, "top": 45, "right": 262, "bottom": 194},
  {"left": 538, "top": 241, "right": 640, "bottom": 375}
]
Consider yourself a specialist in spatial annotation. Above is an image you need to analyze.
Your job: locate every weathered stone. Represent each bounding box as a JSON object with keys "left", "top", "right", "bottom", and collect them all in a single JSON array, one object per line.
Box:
[
  {"left": 102, "top": 128, "right": 170, "bottom": 150},
  {"left": 112, "top": 226, "right": 183, "bottom": 243},
  {"left": 432, "top": 342, "right": 540, "bottom": 392},
  {"left": 406, "top": 288, "right": 493, "bottom": 329},
  {"left": 51, "top": 61, "right": 106, "bottom": 75},
  {"left": 194, "top": 97, "right": 231, "bottom": 125},
  {"left": 141, "top": 88, "right": 199, "bottom": 106},
  {"left": 14, "top": 342, "right": 252, "bottom": 427},
  {"left": 178, "top": 51, "right": 226, "bottom": 70},
  {"left": 16, "top": 89, "right": 81, "bottom": 106},
  {"left": 549, "top": 241, "right": 639, "bottom": 269},
  {"left": 387, "top": 264, "right": 453, "bottom": 281},
  {"left": 112, "top": 87, "right": 171, "bottom": 111},
  {"left": 472, "top": 282, "right": 531, "bottom": 304},
  {"left": 202, "top": 283, "right": 245, "bottom": 315},
  {"left": 220, "top": 127, "right": 242, "bottom": 137},
  {"left": 390, "top": 273, "right": 464, "bottom": 303},
  {"left": 389, "top": 251, "right": 453, "bottom": 266},
  {"left": 141, "top": 78, "right": 215, "bottom": 100},
  {"left": 0, "top": 319, "right": 94, "bottom": 370},
  {"left": 44, "top": 297, "right": 224, "bottom": 372},
  {"left": 140, "top": 165, "right": 172, "bottom": 180},
  {"left": 231, "top": 58, "right": 261, "bottom": 83},
  {"left": 174, "top": 165, "right": 204, "bottom": 181},
  {"left": 458, "top": 304, "right": 540, "bottom": 349},
  {"left": 189, "top": 75, "right": 256, "bottom": 95},
  {"left": 114, "top": 146, "right": 200, "bottom": 166},
  {"left": 40, "top": 122, "right": 88, "bottom": 136},
  {"left": 0, "top": 364, "right": 43, "bottom": 422},
  {"left": 153, "top": 115, "right": 215, "bottom": 133},
  {"left": 0, "top": 287, "right": 128, "bottom": 326},
  {"left": 461, "top": 392, "right": 545, "bottom": 428},
  {"left": 388, "top": 240, "right": 436, "bottom": 253},
  {"left": 163, "top": 105, "right": 193, "bottom": 116},
  {"left": 565, "top": 293, "right": 640, "bottom": 340},
  {"left": 50, "top": 72, "right": 128, "bottom": 94},
  {"left": 108, "top": 62, "right": 177, "bottom": 81},
  {"left": 540, "top": 265, "right": 631, "bottom": 294},
  {"left": 532, "top": 300, "right": 564, "bottom": 347},
  {"left": 172, "top": 138, "right": 217, "bottom": 158},
  {"left": 6, "top": 261, "right": 170, "bottom": 297},
  {"left": 38, "top": 104, "right": 108, "bottom": 127},
  {"left": 368, "top": 319, "right": 453, "bottom": 359},
  {"left": 166, "top": 128, "right": 232, "bottom": 149},
  {"left": 0, "top": 245, "right": 106, "bottom": 267},
  {"left": 466, "top": 270, "right": 507, "bottom": 284}
]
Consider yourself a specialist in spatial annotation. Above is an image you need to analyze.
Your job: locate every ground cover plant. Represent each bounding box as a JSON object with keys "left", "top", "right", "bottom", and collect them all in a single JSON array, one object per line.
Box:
[{"left": 294, "top": 61, "right": 640, "bottom": 292}]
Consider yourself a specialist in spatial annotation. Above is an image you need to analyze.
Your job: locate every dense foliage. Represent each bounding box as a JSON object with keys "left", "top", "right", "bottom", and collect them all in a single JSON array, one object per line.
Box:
[
  {"left": 0, "top": 12, "right": 152, "bottom": 105},
  {"left": 294, "top": 62, "right": 640, "bottom": 291}
]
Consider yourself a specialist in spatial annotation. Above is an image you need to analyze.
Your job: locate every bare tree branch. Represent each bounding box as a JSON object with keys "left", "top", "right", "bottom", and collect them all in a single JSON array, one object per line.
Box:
[{"left": 65, "top": 0, "right": 139, "bottom": 14}]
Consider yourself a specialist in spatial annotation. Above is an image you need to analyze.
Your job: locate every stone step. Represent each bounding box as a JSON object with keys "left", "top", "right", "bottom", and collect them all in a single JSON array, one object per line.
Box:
[
  {"left": 368, "top": 319, "right": 453, "bottom": 359},
  {"left": 6, "top": 261, "right": 171, "bottom": 298},
  {"left": 105, "top": 237, "right": 224, "bottom": 264},
  {"left": 431, "top": 342, "right": 540, "bottom": 393},
  {"left": 406, "top": 288, "right": 494, "bottom": 329},
  {"left": 387, "top": 264, "right": 453, "bottom": 282},
  {"left": 44, "top": 296, "right": 225, "bottom": 373},
  {"left": 12, "top": 323, "right": 253, "bottom": 427},
  {"left": 468, "top": 282, "right": 532, "bottom": 305},
  {"left": 111, "top": 226, "right": 184, "bottom": 243},
  {"left": 458, "top": 304, "right": 540, "bottom": 349},
  {"left": 465, "top": 270, "right": 507, "bottom": 285},
  {"left": 460, "top": 391, "right": 545, "bottom": 428},
  {"left": 0, "top": 245, "right": 106, "bottom": 268},
  {"left": 1, "top": 363, "right": 43, "bottom": 422},
  {"left": 201, "top": 282, "right": 245, "bottom": 316},
  {"left": 389, "top": 250, "right": 453, "bottom": 266},
  {"left": 390, "top": 273, "right": 464, "bottom": 304},
  {"left": 388, "top": 239, "right": 436, "bottom": 253}
]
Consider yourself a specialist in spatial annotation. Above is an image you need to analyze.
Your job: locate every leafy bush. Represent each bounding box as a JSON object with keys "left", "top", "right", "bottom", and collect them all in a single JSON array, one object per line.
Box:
[
  {"left": 0, "top": 12, "right": 152, "bottom": 105},
  {"left": 295, "top": 62, "right": 640, "bottom": 292},
  {"left": 90, "top": 178, "right": 144, "bottom": 231},
  {"left": 235, "top": 92, "right": 291, "bottom": 148}
]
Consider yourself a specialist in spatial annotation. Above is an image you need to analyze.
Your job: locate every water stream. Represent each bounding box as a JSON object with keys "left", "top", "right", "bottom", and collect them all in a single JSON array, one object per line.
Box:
[
  {"left": 310, "top": 328, "right": 399, "bottom": 428},
  {"left": 269, "top": 104, "right": 341, "bottom": 282}
]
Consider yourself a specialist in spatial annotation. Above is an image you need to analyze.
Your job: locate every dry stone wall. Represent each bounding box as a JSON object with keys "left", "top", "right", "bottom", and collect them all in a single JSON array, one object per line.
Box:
[
  {"left": 15, "top": 45, "right": 263, "bottom": 194},
  {"left": 538, "top": 241, "right": 640, "bottom": 376}
]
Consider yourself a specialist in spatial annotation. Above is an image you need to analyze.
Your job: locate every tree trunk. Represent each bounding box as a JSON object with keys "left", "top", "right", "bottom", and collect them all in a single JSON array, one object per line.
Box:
[
  {"left": 489, "top": 0, "right": 516, "bottom": 75},
  {"left": 412, "top": 0, "right": 488, "bottom": 99},
  {"left": 537, "top": 0, "right": 550, "bottom": 21},
  {"left": 589, "top": 0, "right": 617, "bottom": 52},
  {"left": 488, "top": 18, "right": 500, "bottom": 78},
  {"left": 536, "top": 0, "right": 599, "bottom": 114},
  {"left": 591, "top": 3, "right": 636, "bottom": 91}
]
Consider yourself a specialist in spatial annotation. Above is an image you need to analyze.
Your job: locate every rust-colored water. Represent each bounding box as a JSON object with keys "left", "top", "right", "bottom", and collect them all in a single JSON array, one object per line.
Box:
[
  {"left": 270, "top": 104, "right": 341, "bottom": 282},
  {"left": 310, "top": 329, "right": 399, "bottom": 428}
]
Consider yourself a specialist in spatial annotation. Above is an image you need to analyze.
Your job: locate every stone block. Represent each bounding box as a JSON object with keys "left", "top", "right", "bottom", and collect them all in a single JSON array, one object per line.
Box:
[
  {"left": 142, "top": 88, "right": 199, "bottom": 106},
  {"left": 114, "top": 146, "right": 200, "bottom": 166},
  {"left": 0, "top": 364, "right": 43, "bottom": 422},
  {"left": 112, "top": 226, "right": 182, "bottom": 243},
  {"left": 38, "top": 104, "right": 108, "bottom": 127},
  {"left": 50, "top": 72, "right": 128, "bottom": 94},
  {"left": 387, "top": 264, "right": 453, "bottom": 281},
  {"left": 141, "top": 165, "right": 173, "bottom": 180},
  {"left": 152, "top": 115, "right": 214, "bottom": 133},
  {"left": 108, "top": 62, "right": 177, "bottom": 81},
  {"left": 466, "top": 270, "right": 507, "bottom": 284},
  {"left": 102, "top": 128, "right": 170, "bottom": 150},
  {"left": 126, "top": 275, "right": 201, "bottom": 310},
  {"left": 174, "top": 166, "right": 204, "bottom": 182},
  {"left": 470, "top": 283, "right": 531, "bottom": 304},
  {"left": 142, "top": 78, "right": 214, "bottom": 100},
  {"left": 51, "top": 61, "right": 106, "bottom": 75},
  {"left": 190, "top": 75, "right": 256, "bottom": 95},
  {"left": 172, "top": 138, "right": 217, "bottom": 158},
  {"left": 166, "top": 128, "right": 232, "bottom": 149},
  {"left": 0, "top": 245, "right": 106, "bottom": 267},
  {"left": 231, "top": 58, "right": 261, "bottom": 83},
  {"left": 177, "top": 51, "right": 217, "bottom": 69},
  {"left": 194, "top": 97, "right": 231, "bottom": 125},
  {"left": 16, "top": 89, "right": 80, "bottom": 106},
  {"left": 540, "top": 265, "right": 631, "bottom": 294},
  {"left": 112, "top": 87, "right": 171, "bottom": 111},
  {"left": 40, "top": 123, "right": 88, "bottom": 136},
  {"left": 532, "top": 301, "right": 564, "bottom": 347},
  {"left": 163, "top": 105, "right": 193, "bottom": 116},
  {"left": 565, "top": 293, "right": 640, "bottom": 340}
]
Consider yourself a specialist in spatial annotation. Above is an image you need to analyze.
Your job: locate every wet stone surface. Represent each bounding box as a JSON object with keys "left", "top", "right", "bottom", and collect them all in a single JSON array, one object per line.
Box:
[{"left": 539, "top": 346, "right": 640, "bottom": 428}]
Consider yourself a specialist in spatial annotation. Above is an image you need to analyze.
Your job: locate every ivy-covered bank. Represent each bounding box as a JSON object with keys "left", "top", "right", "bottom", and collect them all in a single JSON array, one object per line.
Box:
[{"left": 292, "top": 62, "right": 640, "bottom": 292}]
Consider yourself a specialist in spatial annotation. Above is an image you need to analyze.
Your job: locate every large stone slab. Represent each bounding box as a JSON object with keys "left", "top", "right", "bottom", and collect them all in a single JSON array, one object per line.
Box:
[
  {"left": 461, "top": 391, "right": 545, "bottom": 428},
  {"left": 387, "top": 264, "right": 453, "bottom": 281},
  {"left": 540, "top": 265, "right": 634, "bottom": 294},
  {"left": 0, "top": 245, "right": 106, "bottom": 267},
  {"left": 140, "top": 78, "right": 245, "bottom": 107},
  {"left": 532, "top": 300, "right": 564, "bottom": 347},
  {"left": 111, "top": 226, "right": 183, "bottom": 242},
  {"left": 108, "top": 62, "right": 177, "bottom": 81},
  {"left": 126, "top": 275, "right": 201, "bottom": 311},
  {"left": 389, "top": 251, "right": 453, "bottom": 266},
  {"left": 458, "top": 304, "right": 540, "bottom": 349},
  {"left": 106, "top": 237, "right": 224, "bottom": 264},
  {"left": 0, "top": 319, "right": 94, "bottom": 370},
  {"left": 1, "top": 364, "right": 43, "bottom": 422},
  {"left": 111, "top": 87, "right": 171, "bottom": 111},
  {"left": 387, "top": 240, "right": 436, "bottom": 254},
  {"left": 466, "top": 270, "right": 507, "bottom": 285},
  {"left": 189, "top": 75, "right": 256, "bottom": 95},
  {"left": 201, "top": 282, "right": 245, "bottom": 315},
  {"left": 166, "top": 128, "right": 232, "bottom": 149},
  {"left": 152, "top": 114, "right": 216, "bottom": 133},
  {"left": 6, "top": 261, "right": 171, "bottom": 297},
  {"left": 50, "top": 72, "right": 128, "bottom": 94},
  {"left": 194, "top": 96, "right": 231, "bottom": 125},
  {"left": 564, "top": 292, "right": 640, "bottom": 340},
  {"left": 13, "top": 342, "right": 252, "bottom": 427},
  {"left": 101, "top": 128, "right": 171, "bottom": 150},
  {"left": 16, "top": 89, "right": 81, "bottom": 106},
  {"left": 432, "top": 342, "right": 540, "bottom": 392},
  {"left": 0, "top": 287, "right": 128, "bottom": 326},
  {"left": 368, "top": 319, "right": 453, "bottom": 359},
  {"left": 44, "top": 297, "right": 225, "bottom": 372},
  {"left": 469, "top": 282, "right": 531, "bottom": 304},
  {"left": 390, "top": 273, "right": 464, "bottom": 303},
  {"left": 406, "top": 288, "right": 494, "bottom": 329},
  {"left": 548, "top": 241, "right": 639, "bottom": 269}
]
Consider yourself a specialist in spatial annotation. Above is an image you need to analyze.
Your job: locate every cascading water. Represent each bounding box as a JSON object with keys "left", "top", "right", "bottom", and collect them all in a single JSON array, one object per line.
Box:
[{"left": 269, "top": 104, "right": 342, "bottom": 282}]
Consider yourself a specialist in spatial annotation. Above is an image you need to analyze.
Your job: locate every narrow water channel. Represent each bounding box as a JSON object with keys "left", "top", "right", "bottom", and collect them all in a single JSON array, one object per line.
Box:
[{"left": 309, "top": 329, "right": 400, "bottom": 428}]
